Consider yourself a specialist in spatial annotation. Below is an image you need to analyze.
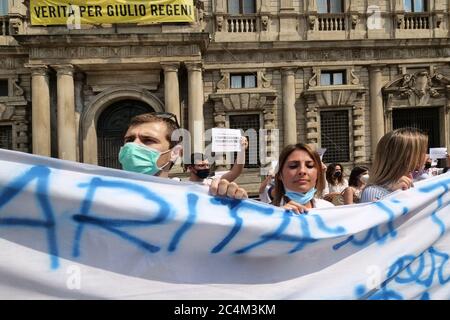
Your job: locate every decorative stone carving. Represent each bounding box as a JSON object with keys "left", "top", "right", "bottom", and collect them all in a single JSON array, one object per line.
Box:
[
  {"left": 216, "top": 15, "right": 224, "bottom": 32},
  {"left": 30, "top": 45, "right": 200, "bottom": 59},
  {"left": 308, "top": 15, "right": 317, "bottom": 30},
  {"left": 0, "top": 58, "right": 17, "bottom": 69},
  {"left": 308, "top": 68, "right": 319, "bottom": 87},
  {"left": 397, "top": 72, "right": 440, "bottom": 100},
  {"left": 260, "top": 71, "right": 271, "bottom": 88},
  {"left": 436, "top": 13, "right": 443, "bottom": 28},
  {"left": 195, "top": 0, "right": 204, "bottom": 22},
  {"left": 205, "top": 47, "right": 450, "bottom": 65},
  {"left": 350, "top": 69, "right": 360, "bottom": 85},
  {"left": 216, "top": 73, "right": 229, "bottom": 90},
  {"left": 261, "top": 16, "right": 269, "bottom": 31},
  {"left": 13, "top": 79, "right": 24, "bottom": 96},
  {"left": 383, "top": 71, "right": 450, "bottom": 110},
  {"left": 351, "top": 14, "right": 360, "bottom": 29},
  {"left": 9, "top": 18, "right": 23, "bottom": 35},
  {"left": 396, "top": 14, "right": 405, "bottom": 29},
  {"left": 0, "top": 103, "right": 15, "bottom": 120}
]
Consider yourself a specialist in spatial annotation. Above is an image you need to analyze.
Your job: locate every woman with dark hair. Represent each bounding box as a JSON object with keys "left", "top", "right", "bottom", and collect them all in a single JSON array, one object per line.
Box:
[
  {"left": 324, "top": 163, "right": 348, "bottom": 194},
  {"left": 342, "top": 166, "right": 369, "bottom": 205},
  {"left": 272, "top": 143, "right": 334, "bottom": 214}
]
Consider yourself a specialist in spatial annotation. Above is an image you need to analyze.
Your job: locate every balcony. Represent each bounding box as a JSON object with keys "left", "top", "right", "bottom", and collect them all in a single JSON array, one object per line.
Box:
[
  {"left": 225, "top": 15, "right": 258, "bottom": 33},
  {"left": 317, "top": 14, "right": 346, "bottom": 31},
  {"left": 0, "top": 16, "right": 10, "bottom": 36},
  {"left": 398, "top": 13, "right": 431, "bottom": 30}
]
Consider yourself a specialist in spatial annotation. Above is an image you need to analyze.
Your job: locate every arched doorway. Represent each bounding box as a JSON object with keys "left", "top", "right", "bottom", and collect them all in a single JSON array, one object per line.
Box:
[{"left": 97, "top": 100, "right": 154, "bottom": 168}]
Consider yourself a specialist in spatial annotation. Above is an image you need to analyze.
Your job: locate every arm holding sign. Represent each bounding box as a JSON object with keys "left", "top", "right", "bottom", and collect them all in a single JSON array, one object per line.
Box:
[{"left": 221, "top": 137, "right": 248, "bottom": 182}]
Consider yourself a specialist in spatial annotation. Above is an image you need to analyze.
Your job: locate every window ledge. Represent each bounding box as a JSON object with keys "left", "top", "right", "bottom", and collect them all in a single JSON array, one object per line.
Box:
[{"left": 214, "top": 88, "right": 276, "bottom": 95}]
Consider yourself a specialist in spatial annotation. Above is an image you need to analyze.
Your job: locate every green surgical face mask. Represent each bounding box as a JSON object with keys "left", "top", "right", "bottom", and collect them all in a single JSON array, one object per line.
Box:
[{"left": 118, "top": 142, "right": 170, "bottom": 176}]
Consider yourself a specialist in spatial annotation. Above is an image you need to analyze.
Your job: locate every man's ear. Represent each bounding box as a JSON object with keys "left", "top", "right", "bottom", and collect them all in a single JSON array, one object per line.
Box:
[
  {"left": 170, "top": 144, "right": 183, "bottom": 162},
  {"left": 187, "top": 165, "right": 196, "bottom": 173}
]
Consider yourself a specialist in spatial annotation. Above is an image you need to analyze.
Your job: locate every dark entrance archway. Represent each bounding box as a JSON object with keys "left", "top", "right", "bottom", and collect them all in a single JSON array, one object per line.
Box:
[
  {"left": 97, "top": 100, "right": 154, "bottom": 169},
  {"left": 393, "top": 107, "right": 440, "bottom": 148}
]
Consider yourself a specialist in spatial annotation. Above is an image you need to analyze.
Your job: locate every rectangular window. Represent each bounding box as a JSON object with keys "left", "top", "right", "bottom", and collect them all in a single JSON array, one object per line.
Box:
[
  {"left": 0, "top": 126, "right": 12, "bottom": 150},
  {"left": 228, "top": 0, "right": 240, "bottom": 14},
  {"left": 404, "top": 0, "right": 427, "bottom": 12},
  {"left": 229, "top": 114, "right": 260, "bottom": 168},
  {"left": 317, "top": 0, "right": 344, "bottom": 13},
  {"left": 320, "top": 70, "right": 346, "bottom": 85},
  {"left": 0, "top": 1, "right": 9, "bottom": 16},
  {"left": 230, "top": 73, "right": 257, "bottom": 89},
  {"left": 228, "top": 0, "right": 256, "bottom": 14},
  {"left": 320, "top": 110, "right": 350, "bottom": 163},
  {"left": 0, "top": 79, "right": 8, "bottom": 96}
]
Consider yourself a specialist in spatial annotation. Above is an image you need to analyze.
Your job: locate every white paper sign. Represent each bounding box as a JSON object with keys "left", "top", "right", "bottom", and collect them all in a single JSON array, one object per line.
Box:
[
  {"left": 212, "top": 128, "right": 242, "bottom": 152},
  {"left": 317, "top": 148, "right": 327, "bottom": 160},
  {"left": 271, "top": 159, "right": 278, "bottom": 170},
  {"left": 429, "top": 148, "right": 448, "bottom": 160}
]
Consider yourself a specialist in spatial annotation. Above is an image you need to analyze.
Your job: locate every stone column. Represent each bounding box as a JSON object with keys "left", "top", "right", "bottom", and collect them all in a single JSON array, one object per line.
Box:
[
  {"left": 161, "top": 62, "right": 181, "bottom": 125},
  {"left": 53, "top": 64, "right": 77, "bottom": 161},
  {"left": 186, "top": 62, "right": 205, "bottom": 154},
  {"left": 369, "top": 65, "right": 385, "bottom": 158},
  {"left": 282, "top": 68, "right": 297, "bottom": 146},
  {"left": 29, "top": 65, "right": 51, "bottom": 156}
]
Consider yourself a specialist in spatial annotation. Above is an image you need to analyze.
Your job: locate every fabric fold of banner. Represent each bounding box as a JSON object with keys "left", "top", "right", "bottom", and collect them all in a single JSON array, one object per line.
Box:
[{"left": 0, "top": 148, "right": 449, "bottom": 299}]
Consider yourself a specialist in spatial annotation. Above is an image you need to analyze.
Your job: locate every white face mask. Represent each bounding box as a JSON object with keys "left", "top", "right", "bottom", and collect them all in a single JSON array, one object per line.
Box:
[{"left": 360, "top": 174, "right": 369, "bottom": 184}]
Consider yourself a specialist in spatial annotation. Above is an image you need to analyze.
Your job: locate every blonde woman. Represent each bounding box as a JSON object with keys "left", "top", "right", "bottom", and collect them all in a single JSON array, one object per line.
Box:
[
  {"left": 272, "top": 143, "right": 333, "bottom": 214},
  {"left": 360, "top": 128, "right": 428, "bottom": 202}
]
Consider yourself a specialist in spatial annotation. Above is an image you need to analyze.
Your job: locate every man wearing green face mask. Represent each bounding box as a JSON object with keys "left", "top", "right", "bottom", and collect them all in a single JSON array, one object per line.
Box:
[
  {"left": 119, "top": 112, "right": 248, "bottom": 200},
  {"left": 119, "top": 113, "right": 182, "bottom": 178}
]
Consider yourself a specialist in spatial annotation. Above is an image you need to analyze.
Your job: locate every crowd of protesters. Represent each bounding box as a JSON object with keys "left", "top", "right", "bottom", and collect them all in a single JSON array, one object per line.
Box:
[{"left": 118, "top": 112, "right": 450, "bottom": 211}]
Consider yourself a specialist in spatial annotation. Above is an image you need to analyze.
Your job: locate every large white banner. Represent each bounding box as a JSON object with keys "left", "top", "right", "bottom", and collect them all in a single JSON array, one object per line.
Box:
[{"left": 0, "top": 148, "right": 449, "bottom": 299}]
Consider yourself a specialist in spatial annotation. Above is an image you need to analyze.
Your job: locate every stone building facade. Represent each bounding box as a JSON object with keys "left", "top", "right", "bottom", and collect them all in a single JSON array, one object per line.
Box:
[{"left": 1, "top": 0, "right": 450, "bottom": 195}]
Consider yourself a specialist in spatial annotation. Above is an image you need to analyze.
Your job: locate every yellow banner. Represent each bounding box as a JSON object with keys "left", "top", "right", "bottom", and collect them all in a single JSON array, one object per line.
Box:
[{"left": 30, "top": 0, "right": 196, "bottom": 25}]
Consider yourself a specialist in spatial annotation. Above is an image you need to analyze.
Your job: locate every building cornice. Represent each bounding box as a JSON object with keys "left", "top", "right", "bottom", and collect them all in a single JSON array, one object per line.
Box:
[{"left": 13, "top": 32, "right": 210, "bottom": 51}]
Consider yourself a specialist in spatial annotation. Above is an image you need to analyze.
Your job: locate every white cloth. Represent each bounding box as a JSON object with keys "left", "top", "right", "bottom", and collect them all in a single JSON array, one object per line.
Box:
[
  {"left": 0, "top": 148, "right": 449, "bottom": 299},
  {"left": 313, "top": 198, "right": 335, "bottom": 208},
  {"left": 259, "top": 184, "right": 273, "bottom": 204}
]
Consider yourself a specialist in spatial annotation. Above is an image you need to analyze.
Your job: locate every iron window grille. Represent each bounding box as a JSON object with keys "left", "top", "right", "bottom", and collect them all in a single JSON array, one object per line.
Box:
[
  {"left": 229, "top": 114, "right": 260, "bottom": 168},
  {"left": 0, "top": 126, "right": 12, "bottom": 150},
  {"left": 320, "top": 110, "right": 350, "bottom": 163}
]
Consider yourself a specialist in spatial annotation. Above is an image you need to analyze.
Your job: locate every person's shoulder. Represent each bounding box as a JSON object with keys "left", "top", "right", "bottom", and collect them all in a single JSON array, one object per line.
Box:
[
  {"left": 360, "top": 184, "right": 390, "bottom": 202},
  {"left": 343, "top": 186, "right": 354, "bottom": 194}
]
